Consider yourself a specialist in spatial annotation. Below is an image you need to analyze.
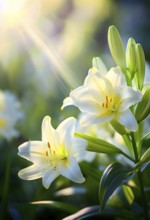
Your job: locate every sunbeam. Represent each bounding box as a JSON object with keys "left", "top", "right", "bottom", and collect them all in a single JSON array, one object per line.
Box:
[{"left": 21, "top": 22, "right": 78, "bottom": 90}]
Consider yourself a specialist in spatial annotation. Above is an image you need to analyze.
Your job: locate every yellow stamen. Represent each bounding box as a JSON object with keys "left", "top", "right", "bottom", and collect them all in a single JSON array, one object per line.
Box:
[{"left": 47, "top": 142, "right": 50, "bottom": 149}]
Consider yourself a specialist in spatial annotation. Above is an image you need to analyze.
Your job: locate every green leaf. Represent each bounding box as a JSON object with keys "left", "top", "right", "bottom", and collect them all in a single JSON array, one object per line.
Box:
[
  {"left": 99, "top": 163, "right": 132, "bottom": 211},
  {"left": 110, "top": 119, "right": 127, "bottom": 135},
  {"left": 75, "top": 132, "right": 121, "bottom": 155},
  {"left": 133, "top": 147, "right": 150, "bottom": 171},
  {"left": 140, "top": 132, "right": 150, "bottom": 143},
  {"left": 138, "top": 132, "right": 150, "bottom": 153},
  {"left": 63, "top": 206, "right": 137, "bottom": 220},
  {"left": 122, "top": 185, "right": 134, "bottom": 205},
  {"left": 30, "top": 200, "right": 78, "bottom": 213},
  {"left": 140, "top": 147, "right": 150, "bottom": 164},
  {"left": 135, "top": 87, "right": 150, "bottom": 122}
]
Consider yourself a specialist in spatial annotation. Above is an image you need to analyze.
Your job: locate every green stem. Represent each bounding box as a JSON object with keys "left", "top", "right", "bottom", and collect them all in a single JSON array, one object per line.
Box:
[
  {"left": 130, "top": 133, "right": 149, "bottom": 220},
  {"left": 130, "top": 133, "right": 139, "bottom": 162},
  {"left": 121, "top": 151, "right": 134, "bottom": 162}
]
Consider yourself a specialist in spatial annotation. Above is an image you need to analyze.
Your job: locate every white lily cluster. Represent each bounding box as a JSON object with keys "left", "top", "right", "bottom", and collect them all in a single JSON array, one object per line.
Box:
[
  {"left": 18, "top": 26, "right": 145, "bottom": 190},
  {"left": 18, "top": 65, "right": 142, "bottom": 189},
  {"left": 18, "top": 116, "right": 86, "bottom": 189},
  {"left": 0, "top": 90, "right": 23, "bottom": 140}
]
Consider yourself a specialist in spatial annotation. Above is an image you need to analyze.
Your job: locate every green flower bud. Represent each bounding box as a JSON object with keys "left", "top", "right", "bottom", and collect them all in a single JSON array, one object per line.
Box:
[
  {"left": 108, "top": 25, "right": 126, "bottom": 74},
  {"left": 135, "top": 87, "right": 150, "bottom": 122},
  {"left": 126, "top": 38, "right": 136, "bottom": 79},
  {"left": 92, "top": 57, "right": 107, "bottom": 73},
  {"left": 135, "top": 44, "right": 145, "bottom": 90}
]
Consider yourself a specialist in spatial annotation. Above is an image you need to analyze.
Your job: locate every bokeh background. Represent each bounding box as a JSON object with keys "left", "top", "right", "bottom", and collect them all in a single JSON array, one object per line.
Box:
[{"left": 0, "top": 0, "right": 150, "bottom": 219}]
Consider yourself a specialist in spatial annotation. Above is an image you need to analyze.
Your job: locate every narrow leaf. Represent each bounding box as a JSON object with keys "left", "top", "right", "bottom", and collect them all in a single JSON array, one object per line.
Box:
[
  {"left": 99, "top": 163, "right": 132, "bottom": 211},
  {"left": 122, "top": 185, "right": 134, "bottom": 205},
  {"left": 31, "top": 200, "right": 78, "bottom": 213},
  {"left": 140, "top": 147, "right": 150, "bottom": 164},
  {"left": 135, "top": 87, "right": 150, "bottom": 122},
  {"left": 75, "top": 132, "right": 121, "bottom": 155}
]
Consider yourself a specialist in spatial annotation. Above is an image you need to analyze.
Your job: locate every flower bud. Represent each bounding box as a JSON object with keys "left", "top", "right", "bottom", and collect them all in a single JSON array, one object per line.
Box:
[
  {"left": 108, "top": 25, "right": 126, "bottom": 74},
  {"left": 135, "top": 44, "right": 145, "bottom": 90},
  {"left": 135, "top": 87, "right": 150, "bottom": 122},
  {"left": 126, "top": 38, "right": 136, "bottom": 79}
]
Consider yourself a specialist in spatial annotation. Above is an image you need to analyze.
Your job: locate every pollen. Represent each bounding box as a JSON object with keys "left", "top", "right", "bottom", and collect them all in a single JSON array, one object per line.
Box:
[
  {"left": 101, "top": 96, "right": 113, "bottom": 109},
  {"left": 47, "top": 142, "right": 50, "bottom": 149}
]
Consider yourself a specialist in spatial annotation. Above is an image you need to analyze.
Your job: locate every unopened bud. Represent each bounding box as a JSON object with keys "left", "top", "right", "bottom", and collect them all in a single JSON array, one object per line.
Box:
[
  {"left": 108, "top": 25, "right": 126, "bottom": 74},
  {"left": 126, "top": 38, "right": 136, "bottom": 79},
  {"left": 135, "top": 44, "right": 145, "bottom": 90}
]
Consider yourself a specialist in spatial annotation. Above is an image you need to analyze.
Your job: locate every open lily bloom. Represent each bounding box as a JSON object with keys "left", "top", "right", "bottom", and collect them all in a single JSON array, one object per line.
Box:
[
  {"left": 18, "top": 116, "right": 86, "bottom": 189},
  {"left": 62, "top": 67, "right": 142, "bottom": 131}
]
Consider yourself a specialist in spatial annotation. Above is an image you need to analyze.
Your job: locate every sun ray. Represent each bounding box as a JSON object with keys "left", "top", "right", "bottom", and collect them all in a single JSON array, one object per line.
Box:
[{"left": 21, "top": 22, "right": 78, "bottom": 91}]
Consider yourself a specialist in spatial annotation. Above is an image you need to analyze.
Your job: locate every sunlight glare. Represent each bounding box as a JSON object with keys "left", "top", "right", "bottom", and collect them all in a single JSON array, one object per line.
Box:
[
  {"left": 0, "top": 0, "right": 27, "bottom": 27},
  {"left": 21, "top": 22, "right": 78, "bottom": 90}
]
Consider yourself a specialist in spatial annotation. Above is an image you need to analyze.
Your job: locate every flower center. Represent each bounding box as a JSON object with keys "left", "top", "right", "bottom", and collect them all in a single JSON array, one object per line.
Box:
[
  {"left": 45, "top": 142, "right": 69, "bottom": 168},
  {"left": 101, "top": 95, "right": 120, "bottom": 113}
]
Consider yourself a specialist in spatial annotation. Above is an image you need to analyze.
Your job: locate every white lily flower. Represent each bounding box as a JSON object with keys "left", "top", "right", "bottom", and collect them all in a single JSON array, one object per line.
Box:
[
  {"left": 62, "top": 67, "right": 142, "bottom": 131},
  {"left": 18, "top": 116, "right": 86, "bottom": 189},
  {"left": 0, "top": 90, "right": 23, "bottom": 140}
]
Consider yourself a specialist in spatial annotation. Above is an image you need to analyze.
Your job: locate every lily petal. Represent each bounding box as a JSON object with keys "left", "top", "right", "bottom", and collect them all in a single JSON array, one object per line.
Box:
[
  {"left": 71, "top": 137, "right": 87, "bottom": 158},
  {"left": 18, "top": 141, "right": 49, "bottom": 166},
  {"left": 116, "top": 86, "right": 142, "bottom": 111},
  {"left": 106, "top": 67, "right": 126, "bottom": 87},
  {"left": 73, "top": 138, "right": 95, "bottom": 162},
  {"left": 42, "top": 116, "right": 59, "bottom": 147},
  {"left": 117, "top": 109, "right": 138, "bottom": 131},
  {"left": 61, "top": 97, "right": 74, "bottom": 109},
  {"left": 57, "top": 117, "right": 76, "bottom": 150},
  {"left": 86, "top": 73, "right": 114, "bottom": 97},
  {"left": 80, "top": 112, "right": 114, "bottom": 127},
  {"left": 42, "top": 168, "right": 59, "bottom": 189},
  {"left": 18, "top": 164, "right": 43, "bottom": 180},
  {"left": 59, "top": 157, "right": 85, "bottom": 183},
  {"left": 70, "top": 86, "right": 99, "bottom": 113}
]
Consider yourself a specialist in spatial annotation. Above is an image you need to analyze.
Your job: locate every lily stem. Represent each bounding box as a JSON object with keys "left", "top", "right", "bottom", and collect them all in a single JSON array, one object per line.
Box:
[
  {"left": 130, "top": 132, "right": 149, "bottom": 220},
  {"left": 121, "top": 151, "right": 134, "bottom": 162}
]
